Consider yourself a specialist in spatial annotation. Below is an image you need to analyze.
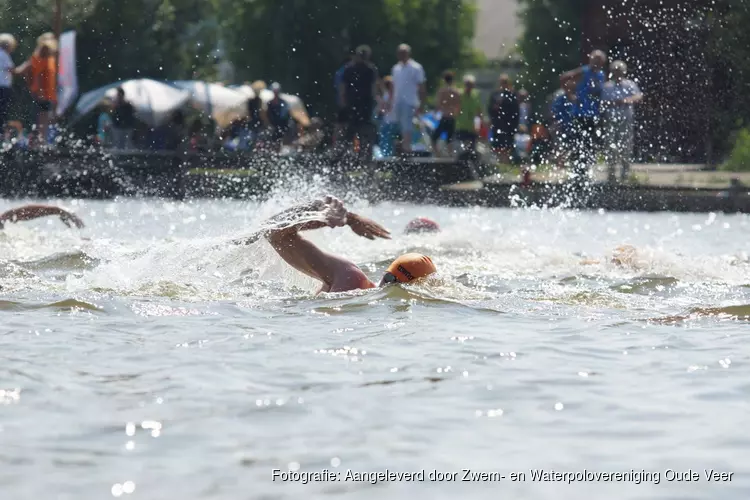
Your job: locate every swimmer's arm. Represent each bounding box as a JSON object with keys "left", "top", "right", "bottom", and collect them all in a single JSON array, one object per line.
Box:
[
  {"left": 266, "top": 230, "right": 341, "bottom": 285},
  {"left": 0, "top": 205, "right": 84, "bottom": 228},
  {"left": 230, "top": 201, "right": 329, "bottom": 246}
]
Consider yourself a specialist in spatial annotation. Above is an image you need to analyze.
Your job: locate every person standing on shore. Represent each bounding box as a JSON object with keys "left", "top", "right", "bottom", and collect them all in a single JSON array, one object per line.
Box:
[
  {"left": 15, "top": 33, "right": 57, "bottom": 146},
  {"left": 111, "top": 87, "right": 136, "bottom": 149},
  {"left": 602, "top": 60, "right": 643, "bottom": 183},
  {"left": 549, "top": 78, "right": 578, "bottom": 169},
  {"left": 0, "top": 33, "right": 17, "bottom": 131},
  {"left": 339, "top": 45, "right": 379, "bottom": 161},
  {"left": 431, "top": 70, "right": 461, "bottom": 155},
  {"left": 487, "top": 74, "right": 519, "bottom": 163},
  {"left": 391, "top": 44, "right": 426, "bottom": 154},
  {"left": 454, "top": 74, "right": 483, "bottom": 156},
  {"left": 560, "top": 49, "right": 607, "bottom": 176},
  {"left": 266, "top": 82, "right": 291, "bottom": 149}
]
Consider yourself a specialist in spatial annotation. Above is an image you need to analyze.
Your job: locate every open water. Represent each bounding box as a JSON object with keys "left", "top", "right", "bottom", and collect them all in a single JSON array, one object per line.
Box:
[{"left": 1, "top": 195, "right": 749, "bottom": 500}]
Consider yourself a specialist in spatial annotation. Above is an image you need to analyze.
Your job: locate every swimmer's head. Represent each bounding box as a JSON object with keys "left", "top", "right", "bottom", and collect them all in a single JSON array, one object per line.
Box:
[
  {"left": 404, "top": 217, "right": 440, "bottom": 234},
  {"left": 380, "top": 253, "right": 436, "bottom": 286},
  {"left": 610, "top": 244, "right": 637, "bottom": 267}
]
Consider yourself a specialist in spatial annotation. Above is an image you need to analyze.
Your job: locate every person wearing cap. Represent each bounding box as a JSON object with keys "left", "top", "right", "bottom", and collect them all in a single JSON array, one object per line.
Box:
[
  {"left": 235, "top": 196, "right": 436, "bottom": 293},
  {"left": 601, "top": 60, "right": 643, "bottom": 183},
  {"left": 0, "top": 204, "right": 84, "bottom": 230},
  {"left": 404, "top": 217, "right": 440, "bottom": 234},
  {"left": 391, "top": 44, "right": 426, "bottom": 153},
  {"left": 15, "top": 33, "right": 58, "bottom": 145},
  {"left": 266, "top": 82, "right": 291, "bottom": 149},
  {"left": 0, "top": 33, "right": 17, "bottom": 130},
  {"left": 339, "top": 45, "right": 379, "bottom": 161},
  {"left": 455, "top": 74, "right": 483, "bottom": 155}
]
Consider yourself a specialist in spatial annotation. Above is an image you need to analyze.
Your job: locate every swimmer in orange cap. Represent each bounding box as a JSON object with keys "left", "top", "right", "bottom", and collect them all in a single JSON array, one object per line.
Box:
[
  {"left": 236, "top": 196, "right": 436, "bottom": 293},
  {"left": 0, "top": 204, "right": 84, "bottom": 230},
  {"left": 404, "top": 217, "right": 440, "bottom": 234}
]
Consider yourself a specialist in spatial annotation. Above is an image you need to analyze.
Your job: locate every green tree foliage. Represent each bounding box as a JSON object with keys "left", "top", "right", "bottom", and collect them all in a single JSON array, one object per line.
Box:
[
  {"left": 516, "top": 0, "right": 585, "bottom": 101},
  {"left": 0, "top": 0, "right": 218, "bottom": 88},
  {"left": 706, "top": 0, "right": 750, "bottom": 162},
  {"left": 219, "top": 0, "right": 481, "bottom": 115},
  {"left": 0, "top": 0, "right": 480, "bottom": 118}
]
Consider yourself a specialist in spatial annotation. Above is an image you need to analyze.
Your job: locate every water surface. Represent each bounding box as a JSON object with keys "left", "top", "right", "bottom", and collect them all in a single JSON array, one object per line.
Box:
[{"left": 1, "top": 196, "right": 749, "bottom": 499}]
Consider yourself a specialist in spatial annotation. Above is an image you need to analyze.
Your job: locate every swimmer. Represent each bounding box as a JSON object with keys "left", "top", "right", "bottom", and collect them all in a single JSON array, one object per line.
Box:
[
  {"left": 235, "top": 196, "right": 436, "bottom": 293},
  {"left": 0, "top": 204, "right": 84, "bottom": 230},
  {"left": 404, "top": 217, "right": 440, "bottom": 234},
  {"left": 580, "top": 244, "right": 639, "bottom": 267}
]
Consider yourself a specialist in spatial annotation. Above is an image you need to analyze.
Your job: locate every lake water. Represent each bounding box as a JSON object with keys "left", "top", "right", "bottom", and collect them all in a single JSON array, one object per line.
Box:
[{"left": 1, "top": 194, "right": 749, "bottom": 500}]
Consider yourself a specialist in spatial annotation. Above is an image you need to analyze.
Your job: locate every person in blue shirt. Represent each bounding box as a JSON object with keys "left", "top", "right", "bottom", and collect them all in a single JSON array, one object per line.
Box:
[
  {"left": 560, "top": 50, "right": 607, "bottom": 176},
  {"left": 334, "top": 55, "right": 353, "bottom": 145},
  {"left": 549, "top": 78, "right": 577, "bottom": 168}
]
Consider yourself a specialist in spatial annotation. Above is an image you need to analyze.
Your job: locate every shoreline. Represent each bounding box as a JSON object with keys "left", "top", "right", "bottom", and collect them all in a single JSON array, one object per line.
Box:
[{"left": 0, "top": 149, "right": 747, "bottom": 213}]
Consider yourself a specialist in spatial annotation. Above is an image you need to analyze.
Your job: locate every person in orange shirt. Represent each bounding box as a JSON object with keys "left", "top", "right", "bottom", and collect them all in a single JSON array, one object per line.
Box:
[{"left": 15, "top": 33, "right": 57, "bottom": 145}]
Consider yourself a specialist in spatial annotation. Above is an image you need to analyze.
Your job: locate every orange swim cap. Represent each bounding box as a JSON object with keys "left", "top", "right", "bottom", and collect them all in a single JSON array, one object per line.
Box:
[
  {"left": 386, "top": 253, "right": 436, "bottom": 283},
  {"left": 404, "top": 217, "right": 440, "bottom": 234}
]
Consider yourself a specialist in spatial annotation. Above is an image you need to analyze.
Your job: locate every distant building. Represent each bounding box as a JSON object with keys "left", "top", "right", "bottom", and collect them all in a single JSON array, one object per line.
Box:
[{"left": 474, "top": 0, "right": 520, "bottom": 60}]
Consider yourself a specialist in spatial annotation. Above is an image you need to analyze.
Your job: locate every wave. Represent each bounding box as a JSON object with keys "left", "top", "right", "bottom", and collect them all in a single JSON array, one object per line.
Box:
[{"left": 648, "top": 304, "right": 750, "bottom": 325}]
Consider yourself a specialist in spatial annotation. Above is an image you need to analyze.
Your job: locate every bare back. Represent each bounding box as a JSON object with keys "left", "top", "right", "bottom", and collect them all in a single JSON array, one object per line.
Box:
[{"left": 436, "top": 86, "right": 461, "bottom": 117}]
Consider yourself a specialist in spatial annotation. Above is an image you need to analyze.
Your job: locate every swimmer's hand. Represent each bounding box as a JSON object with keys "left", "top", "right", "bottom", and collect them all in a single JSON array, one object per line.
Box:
[
  {"left": 317, "top": 195, "right": 347, "bottom": 229},
  {"left": 59, "top": 210, "right": 85, "bottom": 229},
  {"left": 346, "top": 213, "right": 391, "bottom": 240}
]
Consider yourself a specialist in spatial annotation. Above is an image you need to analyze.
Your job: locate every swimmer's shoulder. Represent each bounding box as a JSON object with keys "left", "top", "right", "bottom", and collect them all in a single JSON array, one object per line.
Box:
[{"left": 329, "top": 262, "right": 376, "bottom": 293}]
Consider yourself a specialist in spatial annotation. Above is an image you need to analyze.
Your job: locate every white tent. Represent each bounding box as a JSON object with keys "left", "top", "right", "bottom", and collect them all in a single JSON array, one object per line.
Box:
[
  {"left": 171, "top": 81, "right": 250, "bottom": 128},
  {"left": 74, "top": 79, "right": 190, "bottom": 127}
]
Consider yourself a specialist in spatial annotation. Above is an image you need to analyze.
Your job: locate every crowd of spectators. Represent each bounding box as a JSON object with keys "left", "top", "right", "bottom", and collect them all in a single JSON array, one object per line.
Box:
[
  {"left": 0, "top": 33, "right": 644, "bottom": 182},
  {"left": 1, "top": 31, "right": 59, "bottom": 147}
]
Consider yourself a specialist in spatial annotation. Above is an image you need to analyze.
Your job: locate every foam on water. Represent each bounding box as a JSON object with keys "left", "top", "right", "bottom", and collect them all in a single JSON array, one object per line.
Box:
[{"left": 2, "top": 195, "right": 750, "bottom": 314}]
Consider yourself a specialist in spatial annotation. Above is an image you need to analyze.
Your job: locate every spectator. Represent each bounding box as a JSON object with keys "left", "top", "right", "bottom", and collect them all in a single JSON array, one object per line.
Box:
[
  {"left": 560, "top": 49, "right": 607, "bottom": 174},
  {"left": 96, "top": 100, "right": 113, "bottom": 146},
  {"left": 266, "top": 82, "right": 291, "bottom": 149},
  {"left": 111, "top": 87, "right": 136, "bottom": 149},
  {"left": 517, "top": 88, "right": 531, "bottom": 129},
  {"left": 334, "top": 55, "right": 353, "bottom": 143},
  {"left": 487, "top": 74, "right": 519, "bottom": 163},
  {"left": 15, "top": 33, "right": 58, "bottom": 145},
  {"left": 455, "top": 74, "right": 483, "bottom": 155},
  {"left": 431, "top": 70, "right": 461, "bottom": 155},
  {"left": 246, "top": 93, "right": 266, "bottom": 133},
  {"left": 391, "top": 43, "right": 426, "bottom": 153},
  {"left": 514, "top": 124, "right": 532, "bottom": 162},
  {"left": 602, "top": 60, "right": 643, "bottom": 182},
  {"left": 164, "top": 110, "right": 186, "bottom": 151},
  {"left": 0, "top": 33, "right": 17, "bottom": 130},
  {"left": 549, "top": 78, "right": 577, "bottom": 168},
  {"left": 339, "top": 44, "right": 379, "bottom": 161},
  {"left": 377, "top": 76, "right": 398, "bottom": 157}
]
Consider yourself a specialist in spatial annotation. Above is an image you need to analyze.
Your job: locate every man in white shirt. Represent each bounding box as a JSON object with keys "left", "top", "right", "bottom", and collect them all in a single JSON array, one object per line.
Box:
[
  {"left": 0, "top": 33, "right": 17, "bottom": 129},
  {"left": 391, "top": 43, "right": 426, "bottom": 153},
  {"left": 602, "top": 60, "right": 643, "bottom": 182}
]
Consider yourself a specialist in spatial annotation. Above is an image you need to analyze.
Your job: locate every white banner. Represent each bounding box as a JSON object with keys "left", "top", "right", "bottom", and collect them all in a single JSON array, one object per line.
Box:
[{"left": 56, "top": 31, "right": 78, "bottom": 116}]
